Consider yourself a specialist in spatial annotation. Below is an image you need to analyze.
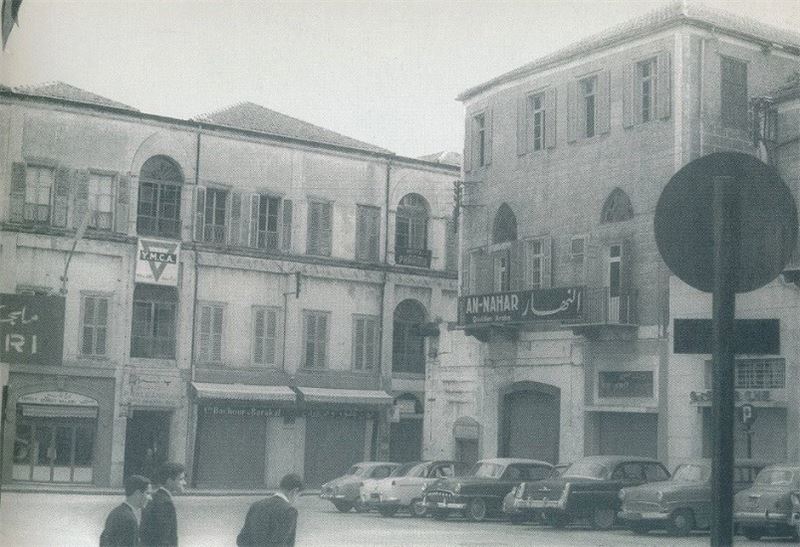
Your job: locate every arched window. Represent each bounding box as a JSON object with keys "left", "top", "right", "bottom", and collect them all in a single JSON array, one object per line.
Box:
[
  {"left": 137, "top": 156, "right": 183, "bottom": 238},
  {"left": 392, "top": 299, "right": 426, "bottom": 374},
  {"left": 601, "top": 188, "right": 634, "bottom": 223},
  {"left": 395, "top": 194, "right": 429, "bottom": 251},
  {"left": 492, "top": 203, "right": 517, "bottom": 244}
]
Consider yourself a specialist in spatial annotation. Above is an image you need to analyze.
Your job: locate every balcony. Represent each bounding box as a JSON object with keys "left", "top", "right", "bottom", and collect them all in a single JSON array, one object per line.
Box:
[{"left": 564, "top": 287, "right": 638, "bottom": 338}]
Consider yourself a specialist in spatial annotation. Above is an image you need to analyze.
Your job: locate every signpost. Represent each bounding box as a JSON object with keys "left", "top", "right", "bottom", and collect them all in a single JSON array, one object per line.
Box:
[
  {"left": 741, "top": 403, "right": 756, "bottom": 459},
  {"left": 654, "top": 152, "right": 798, "bottom": 547}
]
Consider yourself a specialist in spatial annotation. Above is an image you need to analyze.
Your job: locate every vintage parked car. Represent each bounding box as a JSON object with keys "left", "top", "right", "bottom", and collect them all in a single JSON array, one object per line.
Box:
[
  {"left": 503, "top": 463, "right": 568, "bottom": 524},
  {"left": 618, "top": 458, "right": 768, "bottom": 536},
  {"left": 734, "top": 464, "right": 800, "bottom": 540},
  {"left": 791, "top": 490, "right": 800, "bottom": 539},
  {"left": 359, "top": 461, "right": 424, "bottom": 512},
  {"left": 320, "top": 461, "right": 400, "bottom": 513},
  {"left": 370, "top": 460, "right": 467, "bottom": 517},
  {"left": 513, "top": 455, "right": 671, "bottom": 530},
  {"left": 422, "top": 457, "right": 554, "bottom": 522}
]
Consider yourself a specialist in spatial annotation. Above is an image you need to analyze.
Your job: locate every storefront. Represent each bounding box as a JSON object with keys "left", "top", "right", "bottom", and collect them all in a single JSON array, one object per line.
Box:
[{"left": 389, "top": 393, "right": 423, "bottom": 463}]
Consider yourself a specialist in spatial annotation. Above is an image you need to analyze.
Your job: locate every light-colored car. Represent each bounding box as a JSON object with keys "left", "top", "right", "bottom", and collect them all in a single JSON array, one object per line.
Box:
[
  {"left": 320, "top": 461, "right": 400, "bottom": 513},
  {"left": 734, "top": 464, "right": 800, "bottom": 541},
  {"left": 370, "top": 460, "right": 467, "bottom": 517}
]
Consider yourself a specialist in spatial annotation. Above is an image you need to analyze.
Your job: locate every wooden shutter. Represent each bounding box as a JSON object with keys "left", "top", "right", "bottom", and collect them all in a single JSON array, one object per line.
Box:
[
  {"left": 320, "top": 202, "right": 332, "bottom": 256},
  {"left": 52, "top": 167, "right": 71, "bottom": 228},
  {"left": 462, "top": 251, "right": 471, "bottom": 295},
  {"left": 9, "top": 162, "right": 26, "bottom": 222},
  {"left": 356, "top": 206, "right": 367, "bottom": 259},
  {"left": 623, "top": 63, "right": 635, "bottom": 128},
  {"left": 248, "top": 194, "right": 259, "bottom": 247},
  {"left": 545, "top": 88, "right": 557, "bottom": 148},
  {"left": 115, "top": 174, "right": 130, "bottom": 234},
  {"left": 567, "top": 81, "right": 578, "bottom": 142},
  {"left": 306, "top": 201, "right": 319, "bottom": 254},
  {"left": 517, "top": 94, "right": 528, "bottom": 156},
  {"left": 73, "top": 170, "right": 90, "bottom": 230},
  {"left": 281, "top": 199, "right": 293, "bottom": 252},
  {"left": 353, "top": 317, "right": 365, "bottom": 369},
  {"left": 475, "top": 250, "right": 493, "bottom": 294},
  {"left": 542, "top": 235, "right": 553, "bottom": 288},
  {"left": 227, "top": 190, "right": 242, "bottom": 246},
  {"left": 212, "top": 306, "right": 223, "bottom": 362},
  {"left": 193, "top": 186, "right": 206, "bottom": 242},
  {"left": 198, "top": 305, "right": 211, "bottom": 362},
  {"left": 620, "top": 238, "right": 633, "bottom": 291},
  {"left": 464, "top": 116, "right": 472, "bottom": 172},
  {"left": 509, "top": 240, "right": 526, "bottom": 290},
  {"left": 585, "top": 234, "right": 603, "bottom": 288},
  {"left": 253, "top": 308, "right": 265, "bottom": 364},
  {"left": 317, "top": 314, "right": 328, "bottom": 368},
  {"left": 596, "top": 70, "right": 610, "bottom": 135},
  {"left": 656, "top": 51, "right": 671, "bottom": 120},
  {"left": 485, "top": 107, "right": 493, "bottom": 165}
]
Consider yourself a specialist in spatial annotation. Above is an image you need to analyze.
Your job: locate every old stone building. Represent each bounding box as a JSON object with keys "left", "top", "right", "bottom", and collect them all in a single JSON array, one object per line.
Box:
[
  {"left": 0, "top": 83, "right": 459, "bottom": 488},
  {"left": 429, "top": 2, "right": 800, "bottom": 469}
]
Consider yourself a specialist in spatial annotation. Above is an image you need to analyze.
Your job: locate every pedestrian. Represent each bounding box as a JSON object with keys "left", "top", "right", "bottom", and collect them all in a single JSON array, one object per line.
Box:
[
  {"left": 236, "top": 473, "right": 304, "bottom": 547},
  {"left": 140, "top": 462, "right": 185, "bottom": 547},
  {"left": 100, "top": 474, "right": 151, "bottom": 547}
]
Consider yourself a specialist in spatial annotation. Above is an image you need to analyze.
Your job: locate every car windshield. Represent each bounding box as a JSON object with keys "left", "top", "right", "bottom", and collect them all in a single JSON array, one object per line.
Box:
[
  {"left": 563, "top": 461, "right": 608, "bottom": 480},
  {"left": 672, "top": 464, "right": 710, "bottom": 482},
  {"left": 468, "top": 462, "right": 503, "bottom": 479},
  {"left": 347, "top": 466, "right": 365, "bottom": 476},
  {"left": 391, "top": 462, "right": 419, "bottom": 477},
  {"left": 755, "top": 469, "right": 796, "bottom": 486},
  {"left": 406, "top": 463, "right": 429, "bottom": 478}
]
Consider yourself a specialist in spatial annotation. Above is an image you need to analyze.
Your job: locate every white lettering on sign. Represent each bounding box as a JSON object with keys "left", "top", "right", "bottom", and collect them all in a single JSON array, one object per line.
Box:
[
  {"left": 464, "top": 294, "right": 520, "bottom": 315},
  {"left": 19, "top": 391, "right": 98, "bottom": 407},
  {"left": 0, "top": 305, "right": 39, "bottom": 326},
  {"left": 4, "top": 333, "right": 36, "bottom": 354},
  {"left": 138, "top": 250, "right": 178, "bottom": 263}
]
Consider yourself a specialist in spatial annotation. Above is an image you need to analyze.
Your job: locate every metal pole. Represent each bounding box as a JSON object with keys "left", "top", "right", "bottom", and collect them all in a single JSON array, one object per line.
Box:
[{"left": 711, "top": 175, "right": 738, "bottom": 547}]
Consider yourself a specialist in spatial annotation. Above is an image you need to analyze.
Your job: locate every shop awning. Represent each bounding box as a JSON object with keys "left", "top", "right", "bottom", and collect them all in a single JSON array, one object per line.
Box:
[
  {"left": 21, "top": 405, "right": 98, "bottom": 419},
  {"left": 191, "top": 382, "right": 296, "bottom": 403},
  {"left": 296, "top": 387, "right": 393, "bottom": 406}
]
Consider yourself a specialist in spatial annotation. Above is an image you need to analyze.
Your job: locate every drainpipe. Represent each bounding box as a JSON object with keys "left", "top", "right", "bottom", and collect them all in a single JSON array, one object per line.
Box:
[
  {"left": 377, "top": 158, "right": 393, "bottom": 459},
  {"left": 188, "top": 127, "right": 201, "bottom": 486},
  {"left": 699, "top": 38, "right": 705, "bottom": 157}
]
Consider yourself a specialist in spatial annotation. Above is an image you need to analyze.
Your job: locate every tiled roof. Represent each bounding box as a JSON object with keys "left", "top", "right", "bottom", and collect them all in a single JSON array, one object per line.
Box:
[
  {"left": 195, "top": 102, "right": 390, "bottom": 154},
  {"left": 12, "top": 81, "right": 139, "bottom": 111},
  {"left": 458, "top": 1, "right": 800, "bottom": 101},
  {"left": 416, "top": 151, "right": 462, "bottom": 167}
]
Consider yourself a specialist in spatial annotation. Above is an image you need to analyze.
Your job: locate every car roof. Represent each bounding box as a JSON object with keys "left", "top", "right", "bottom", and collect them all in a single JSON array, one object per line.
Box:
[
  {"left": 572, "top": 455, "right": 665, "bottom": 466},
  {"left": 476, "top": 458, "right": 553, "bottom": 466},
  {"left": 355, "top": 461, "right": 401, "bottom": 468},
  {"left": 678, "top": 458, "right": 771, "bottom": 467},
  {"left": 760, "top": 464, "right": 800, "bottom": 472}
]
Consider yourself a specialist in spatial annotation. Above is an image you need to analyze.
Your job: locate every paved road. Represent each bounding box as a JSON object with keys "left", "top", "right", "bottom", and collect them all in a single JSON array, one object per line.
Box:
[{"left": 0, "top": 492, "right": 797, "bottom": 546}]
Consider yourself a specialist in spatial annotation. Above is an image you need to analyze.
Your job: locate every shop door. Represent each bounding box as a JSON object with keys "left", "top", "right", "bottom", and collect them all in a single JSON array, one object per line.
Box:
[
  {"left": 389, "top": 418, "right": 422, "bottom": 463},
  {"left": 124, "top": 411, "right": 171, "bottom": 479},
  {"left": 502, "top": 389, "right": 560, "bottom": 464},
  {"left": 597, "top": 412, "right": 658, "bottom": 458},
  {"left": 455, "top": 439, "right": 479, "bottom": 469},
  {"left": 304, "top": 415, "right": 366, "bottom": 488},
  {"left": 194, "top": 412, "right": 266, "bottom": 488},
  {"left": 13, "top": 419, "right": 95, "bottom": 483}
]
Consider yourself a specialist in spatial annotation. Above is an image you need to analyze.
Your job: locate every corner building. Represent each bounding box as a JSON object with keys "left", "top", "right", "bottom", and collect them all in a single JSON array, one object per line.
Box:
[
  {"left": 0, "top": 84, "right": 458, "bottom": 488},
  {"left": 431, "top": 2, "right": 800, "bottom": 468}
]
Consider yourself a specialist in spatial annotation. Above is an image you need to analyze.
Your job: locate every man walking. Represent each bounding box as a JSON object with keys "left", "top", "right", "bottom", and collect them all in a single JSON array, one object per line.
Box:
[
  {"left": 140, "top": 462, "right": 185, "bottom": 547},
  {"left": 237, "top": 473, "right": 303, "bottom": 547},
  {"left": 100, "top": 475, "right": 151, "bottom": 547}
]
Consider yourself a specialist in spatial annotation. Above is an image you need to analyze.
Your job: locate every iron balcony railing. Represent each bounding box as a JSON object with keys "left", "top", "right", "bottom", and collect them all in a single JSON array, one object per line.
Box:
[{"left": 563, "top": 287, "right": 638, "bottom": 326}]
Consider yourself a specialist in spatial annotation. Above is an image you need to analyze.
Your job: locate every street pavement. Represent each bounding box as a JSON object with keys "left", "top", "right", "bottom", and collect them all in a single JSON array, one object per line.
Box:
[{"left": 1, "top": 491, "right": 797, "bottom": 546}]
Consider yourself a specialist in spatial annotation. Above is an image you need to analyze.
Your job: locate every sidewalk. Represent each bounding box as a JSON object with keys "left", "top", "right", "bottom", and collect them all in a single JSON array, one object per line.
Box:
[{"left": 2, "top": 483, "right": 320, "bottom": 496}]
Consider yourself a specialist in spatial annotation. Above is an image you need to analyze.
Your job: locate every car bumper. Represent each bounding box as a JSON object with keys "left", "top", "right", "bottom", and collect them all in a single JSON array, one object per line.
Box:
[
  {"left": 422, "top": 496, "right": 467, "bottom": 511},
  {"left": 618, "top": 510, "right": 670, "bottom": 522},
  {"left": 734, "top": 511, "right": 792, "bottom": 525},
  {"left": 514, "top": 498, "right": 567, "bottom": 510},
  {"left": 320, "top": 493, "right": 352, "bottom": 501}
]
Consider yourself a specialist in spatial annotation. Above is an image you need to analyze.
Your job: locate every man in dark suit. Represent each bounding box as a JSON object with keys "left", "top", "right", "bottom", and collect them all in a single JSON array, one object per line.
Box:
[
  {"left": 100, "top": 475, "right": 151, "bottom": 547},
  {"left": 140, "top": 462, "right": 185, "bottom": 547},
  {"left": 237, "top": 473, "right": 304, "bottom": 547}
]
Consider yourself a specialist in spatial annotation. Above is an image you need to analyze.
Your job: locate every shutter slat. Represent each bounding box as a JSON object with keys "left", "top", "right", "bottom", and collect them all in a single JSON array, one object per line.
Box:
[
  {"left": 545, "top": 88, "right": 557, "bottom": 148},
  {"left": 73, "top": 170, "right": 90, "bottom": 231},
  {"left": 623, "top": 63, "right": 635, "bottom": 128},
  {"left": 193, "top": 186, "right": 206, "bottom": 242},
  {"left": 597, "top": 70, "right": 610, "bottom": 134},
  {"left": 52, "top": 167, "right": 71, "bottom": 228},
  {"left": 657, "top": 51, "right": 671, "bottom": 120},
  {"left": 115, "top": 174, "right": 130, "bottom": 234},
  {"left": 567, "top": 81, "right": 578, "bottom": 142},
  {"left": 227, "top": 190, "right": 242, "bottom": 246},
  {"left": 9, "top": 162, "right": 26, "bottom": 222},
  {"left": 282, "top": 199, "right": 293, "bottom": 252},
  {"left": 517, "top": 94, "right": 528, "bottom": 156},
  {"left": 248, "top": 194, "right": 259, "bottom": 247},
  {"left": 321, "top": 202, "right": 332, "bottom": 256}
]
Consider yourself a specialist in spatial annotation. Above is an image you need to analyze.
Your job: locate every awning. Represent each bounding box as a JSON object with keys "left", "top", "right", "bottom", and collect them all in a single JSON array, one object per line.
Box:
[
  {"left": 296, "top": 387, "right": 393, "bottom": 406},
  {"left": 22, "top": 405, "right": 98, "bottom": 419},
  {"left": 191, "top": 382, "right": 296, "bottom": 403}
]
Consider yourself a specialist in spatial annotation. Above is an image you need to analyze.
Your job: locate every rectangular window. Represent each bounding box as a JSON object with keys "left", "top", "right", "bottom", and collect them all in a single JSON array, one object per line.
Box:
[
  {"left": 256, "top": 194, "right": 281, "bottom": 250},
  {"left": 24, "top": 165, "right": 54, "bottom": 223},
  {"left": 599, "top": 371, "right": 654, "bottom": 398},
  {"left": 474, "top": 113, "right": 486, "bottom": 167},
  {"left": 638, "top": 58, "right": 656, "bottom": 123},
  {"left": 137, "top": 181, "right": 181, "bottom": 239},
  {"left": 526, "top": 239, "right": 544, "bottom": 289},
  {"left": 81, "top": 294, "right": 108, "bottom": 356},
  {"left": 253, "top": 306, "right": 279, "bottom": 366},
  {"left": 352, "top": 315, "right": 379, "bottom": 371},
  {"left": 306, "top": 200, "right": 332, "bottom": 256},
  {"left": 203, "top": 188, "right": 227, "bottom": 244},
  {"left": 609, "top": 244, "right": 621, "bottom": 298},
  {"left": 721, "top": 56, "right": 748, "bottom": 131},
  {"left": 302, "top": 310, "right": 329, "bottom": 369},
  {"left": 130, "top": 284, "right": 177, "bottom": 359},
  {"left": 531, "top": 93, "right": 545, "bottom": 151},
  {"left": 704, "top": 358, "right": 786, "bottom": 389},
  {"left": 581, "top": 76, "right": 597, "bottom": 138},
  {"left": 356, "top": 205, "right": 381, "bottom": 261},
  {"left": 88, "top": 173, "right": 114, "bottom": 230},
  {"left": 198, "top": 303, "right": 224, "bottom": 363}
]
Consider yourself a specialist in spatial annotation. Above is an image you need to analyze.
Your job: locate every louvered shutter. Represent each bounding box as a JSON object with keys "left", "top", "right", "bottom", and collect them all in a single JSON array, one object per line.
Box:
[
  {"left": 73, "top": 170, "right": 90, "bottom": 231},
  {"left": 542, "top": 236, "right": 553, "bottom": 288},
  {"left": 510, "top": 240, "right": 526, "bottom": 290},
  {"left": 464, "top": 116, "right": 472, "bottom": 172},
  {"left": 354, "top": 318, "right": 365, "bottom": 369},
  {"left": 282, "top": 199, "right": 293, "bottom": 252},
  {"left": 517, "top": 94, "right": 528, "bottom": 156},
  {"left": 9, "top": 162, "right": 26, "bottom": 222},
  {"left": 115, "top": 174, "right": 130, "bottom": 234},
  {"left": 567, "top": 81, "right": 578, "bottom": 142},
  {"left": 319, "top": 202, "right": 332, "bottom": 256},
  {"left": 585, "top": 234, "right": 603, "bottom": 288},
  {"left": 306, "top": 202, "right": 319, "bottom": 254},
  {"left": 623, "top": 63, "right": 635, "bottom": 127},
  {"left": 248, "top": 194, "right": 260, "bottom": 247},
  {"left": 199, "top": 305, "right": 211, "bottom": 362},
  {"left": 596, "top": 70, "right": 610, "bottom": 135},
  {"left": 485, "top": 108, "right": 493, "bottom": 165},
  {"left": 545, "top": 88, "right": 557, "bottom": 148},
  {"left": 356, "top": 206, "right": 367, "bottom": 260},
  {"left": 212, "top": 306, "right": 223, "bottom": 362},
  {"left": 475, "top": 250, "right": 493, "bottom": 294},
  {"left": 462, "top": 252, "right": 471, "bottom": 295},
  {"left": 317, "top": 314, "right": 328, "bottom": 368},
  {"left": 656, "top": 51, "right": 671, "bottom": 120},
  {"left": 52, "top": 167, "right": 71, "bottom": 228},
  {"left": 193, "top": 186, "right": 206, "bottom": 242},
  {"left": 227, "top": 190, "right": 242, "bottom": 246},
  {"left": 253, "top": 308, "right": 265, "bottom": 364}
]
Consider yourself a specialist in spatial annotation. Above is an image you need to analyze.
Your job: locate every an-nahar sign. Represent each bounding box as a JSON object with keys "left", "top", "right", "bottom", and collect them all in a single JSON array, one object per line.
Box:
[
  {"left": 136, "top": 238, "right": 180, "bottom": 286},
  {"left": 0, "top": 294, "right": 65, "bottom": 365},
  {"left": 459, "top": 287, "right": 582, "bottom": 325}
]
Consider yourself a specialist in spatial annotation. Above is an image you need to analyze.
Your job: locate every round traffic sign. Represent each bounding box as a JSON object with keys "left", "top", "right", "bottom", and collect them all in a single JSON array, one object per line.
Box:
[{"left": 654, "top": 152, "right": 798, "bottom": 293}]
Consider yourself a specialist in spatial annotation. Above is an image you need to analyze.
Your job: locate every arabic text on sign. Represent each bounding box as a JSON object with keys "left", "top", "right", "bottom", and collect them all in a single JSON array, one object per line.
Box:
[{"left": 0, "top": 305, "right": 40, "bottom": 326}]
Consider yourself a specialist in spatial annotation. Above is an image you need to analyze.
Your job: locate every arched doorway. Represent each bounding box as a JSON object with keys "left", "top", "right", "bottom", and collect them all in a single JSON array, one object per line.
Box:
[
  {"left": 389, "top": 393, "right": 422, "bottom": 462},
  {"left": 500, "top": 382, "right": 560, "bottom": 464}
]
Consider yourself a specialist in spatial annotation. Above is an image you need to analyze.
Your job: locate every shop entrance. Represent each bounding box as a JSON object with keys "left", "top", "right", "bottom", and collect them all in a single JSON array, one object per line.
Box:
[
  {"left": 124, "top": 410, "right": 171, "bottom": 479},
  {"left": 304, "top": 414, "right": 366, "bottom": 488},
  {"left": 13, "top": 418, "right": 95, "bottom": 483},
  {"left": 500, "top": 382, "right": 560, "bottom": 464},
  {"left": 389, "top": 419, "right": 422, "bottom": 462},
  {"left": 594, "top": 411, "right": 658, "bottom": 458}
]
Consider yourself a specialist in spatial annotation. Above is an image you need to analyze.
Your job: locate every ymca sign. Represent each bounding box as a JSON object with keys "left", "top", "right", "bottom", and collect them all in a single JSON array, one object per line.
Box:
[
  {"left": 0, "top": 294, "right": 65, "bottom": 365},
  {"left": 136, "top": 238, "right": 180, "bottom": 286}
]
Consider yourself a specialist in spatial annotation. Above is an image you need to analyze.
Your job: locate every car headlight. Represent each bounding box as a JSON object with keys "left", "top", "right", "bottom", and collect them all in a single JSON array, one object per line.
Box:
[
  {"left": 619, "top": 489, "right": 626, "bottom": 501},
  {"left": 656, "top": 491, "right": 664, "bottom": 502},
  {"left": 454, "top": 484, "right": 461, "bottom": 494}
]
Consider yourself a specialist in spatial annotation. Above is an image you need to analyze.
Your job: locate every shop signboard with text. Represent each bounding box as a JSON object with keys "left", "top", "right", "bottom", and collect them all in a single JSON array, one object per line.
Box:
[
  {"left": 136, "top": 238, "right": 180, "bottom": 286},
  {"left": 459, "top": 287, "right": 583, "bottom": 325},
  {"left": 0, "top": 294, "right": 65, "bottom": 365}
]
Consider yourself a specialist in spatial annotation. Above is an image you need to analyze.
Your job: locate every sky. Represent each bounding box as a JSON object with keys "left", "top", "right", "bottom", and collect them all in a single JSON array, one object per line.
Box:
[{"left": 1, "top": 0, "right": 799, "bottom": 158}]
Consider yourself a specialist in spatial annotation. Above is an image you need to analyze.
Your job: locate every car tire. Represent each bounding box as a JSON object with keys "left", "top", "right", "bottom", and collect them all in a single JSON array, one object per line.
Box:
[
  {"left": 464, "top": 498, "right": 488, "bottom": 522},
  {"left": 630, "top": 522, "right": 650, "bottom": 535},
  {"left": 742, "top": 526, "right": 763, "bottom": 541},
  {"left": 544, "top": 512, "right": 571, "bottom": 528},
  {"left": 410, "top": 499, "right": 427, "bottom": 518},
  {"left": 333, "top": 501, "right": 353, "bottom": 513},
  {"left": 591, "top": 507, "right": 615, "bottom": 530},
  {"left": 509, "top": 513, "right": 528, "bottom": 525},
  {"left": 353, "top": 499, "right": 369, "bottom": 513},
  {"left": 666, "top": 509, "right": 694, "bottom": 536},
  {"left": 432, "top": 509, "right": 448, "bottom": 520},
  {"left": 378, "top": 506, "right": 398, "bottom": 517}
]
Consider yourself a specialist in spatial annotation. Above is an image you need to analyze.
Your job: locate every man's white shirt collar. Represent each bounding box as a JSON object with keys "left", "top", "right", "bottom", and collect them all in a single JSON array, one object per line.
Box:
[{"left": 273, "top": 491, "right": 291, "bottom": 504}]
